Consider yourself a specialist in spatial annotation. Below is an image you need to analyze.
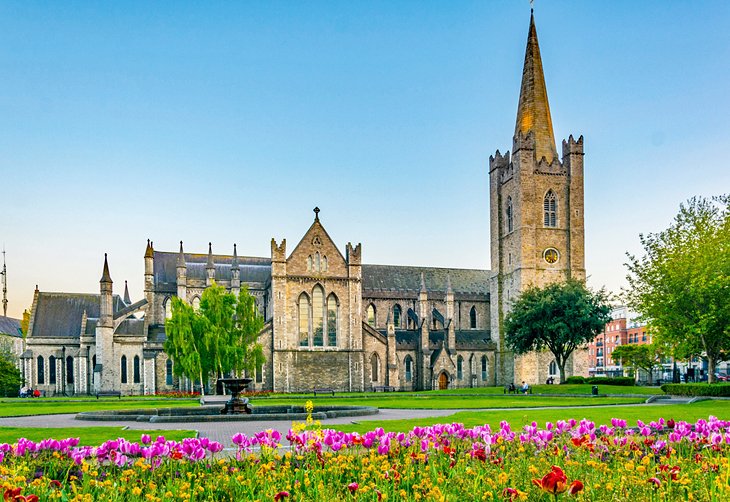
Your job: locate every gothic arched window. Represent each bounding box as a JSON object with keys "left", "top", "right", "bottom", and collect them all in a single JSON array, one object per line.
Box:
[
  {"left": 404, "top": 355, "right": 413, "bottom": 382},
  {"left": 164, "top": 297, "right": 172, "bottom": 319},
  {"left": 37, "top": 356, "right": 45, "bottom": 385},
  {"left": 298, "top": 293, "right": 310, "bottom": 347},
  {"left": 370, "top": 353, "right": 380, "bottom": 382},
  {"left": 326, "top": 294, "right": 338, "bottom": 347},
  {"left": 121, "top": 355, "right": 128, "bottom": 384},
  {"left": 166, "top": 359, "right": 173, "bottom": 386},
  {"left": 66, "top": 356, "right": 74, "bottom": 384},
  {"left": 49, "top": 355, "right": 56, "bottom": 385},
  {"left": 457, "top": 356, "right": 464, "bottom": 380},
  {"left": 322, "top": 256, "right": 328, "bottom": 272},
  {"left": 506, "top": 196, "right": 513, "bottom": 233},
  {"left": 312, "top": 285, "right": 324, "bottom": 347},
  {"left": 481, "top": 355, "right": 488, "bottom": 381},
  {"left": 192, "top": 296, "right": 201, "bottom": 312},
  {"left": 367, "top": 304, "right": 376, "bottom": 327},
  {"left": 470, "top": 306, "right": 477, "bottom": 329},
  {"left": 133, "top": 355, "right": 141, "bottom": 384},
  {"left": 549, "top": 360, "right": 557, "bottom": 376},
  {"left": 544, "top": 190, "right": 557, "bottom": 227},
  {"left": 393, "top": 304, "right": 402, "bottom": 327},
  {"left": 307, "top": 256, "right": 312, "bottom": 272}
]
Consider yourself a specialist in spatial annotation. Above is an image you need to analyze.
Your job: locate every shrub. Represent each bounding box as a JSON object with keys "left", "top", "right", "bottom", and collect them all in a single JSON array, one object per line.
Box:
[
  {"left": 0, "top": 355, "right": 21, "bottom": 397},
  {"left": 565, "top": 376, "right": 586, "bottom": 384},
  {"left": 585, "top": 377, "right": 634, "bottom": 386},
  {"left": 660, "top": 383, "right": 730, "bottom": 397}
]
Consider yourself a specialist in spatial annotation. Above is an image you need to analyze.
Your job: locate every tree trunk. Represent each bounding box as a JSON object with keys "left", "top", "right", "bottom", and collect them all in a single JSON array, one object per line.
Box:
[
  {"left": 708, "top": 357, "right": 716, "bottom": 384},
  {"left": 199, "top": 371, "right": 205, "bottom": 397},
  {"left": 558, "top": 359, "right": 567, "bottom": 384},
  {"left": 646, "top": 367, "right": 653, "bottom": 385}
]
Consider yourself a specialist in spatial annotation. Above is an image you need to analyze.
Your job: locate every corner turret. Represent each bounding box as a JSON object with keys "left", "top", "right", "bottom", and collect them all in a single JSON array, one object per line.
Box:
[
  {"left": 176, "top": 241, "right": 187, "bottom": 301},
  {"left": 231, "top": 243, "right": 241, "bottom": 296}
]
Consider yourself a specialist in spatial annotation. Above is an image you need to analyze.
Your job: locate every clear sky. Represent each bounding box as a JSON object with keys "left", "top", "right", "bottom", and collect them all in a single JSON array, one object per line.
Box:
[{"left": 1, "top": 1, "right": 729, "bottom": 318}]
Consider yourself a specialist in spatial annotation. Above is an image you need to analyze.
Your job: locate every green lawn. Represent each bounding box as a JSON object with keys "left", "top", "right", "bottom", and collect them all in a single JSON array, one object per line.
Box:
[
  {"left": 257, "top": 394, "right": 646, "bottom": 409},
  {"left": 0, "top": 426, "right": 196, "bottom": 445},
  {"left": 0, "top": 398, "right": 199, "bottom": 417},
  {"left": 333, "top": 400, "right": 730, "bottom": 434}
]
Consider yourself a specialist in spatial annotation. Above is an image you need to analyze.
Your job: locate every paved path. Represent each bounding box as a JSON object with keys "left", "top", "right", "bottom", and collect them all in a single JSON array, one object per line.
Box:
[
  {"left": 0, "top": 399, "right": 688, "bottom": 450},
  {"left": 0, "top": 409, "right": 458, "bottom": 448}
]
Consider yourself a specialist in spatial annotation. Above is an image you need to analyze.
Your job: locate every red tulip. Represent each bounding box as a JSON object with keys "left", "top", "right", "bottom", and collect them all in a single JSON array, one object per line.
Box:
[
  {"left": 568, "top": 480, "right": 584, "bottom": 495},
  {"left": 347, "top": 482, "right": 359, "bottom": 493},
  {"left": 532, "top": 465, "right": 568, "bottom": 494},
  {"left": 502, "top": 487, "right": 519, "bottom": 500},
  {"left": 274, "top": 491, "right": 290, "bottom": 501},
  {"left": 648, "top": 477, "right": 661, "bottom": 488}
]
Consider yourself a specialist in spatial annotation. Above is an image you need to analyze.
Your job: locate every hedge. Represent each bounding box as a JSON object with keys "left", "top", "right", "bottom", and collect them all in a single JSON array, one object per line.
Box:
[
  {"left": 660, "top": 383, "right": 730, "bottom": 397},
  {"left": 565, "top": 376, "right": 586, "bottom": 384},
  {"left": 585, "top": 377, "right": 635, "bottom": 386}
]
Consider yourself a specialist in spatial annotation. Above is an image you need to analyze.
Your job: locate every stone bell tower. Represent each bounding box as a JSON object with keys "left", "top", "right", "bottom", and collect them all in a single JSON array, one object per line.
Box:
[{"left": 489, "top": 11, "right": 586, "bottom": 386}]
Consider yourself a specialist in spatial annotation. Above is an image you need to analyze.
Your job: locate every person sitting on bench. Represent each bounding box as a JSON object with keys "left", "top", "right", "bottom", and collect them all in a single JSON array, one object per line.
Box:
[{"left": 521, "top": 381, "right": 530, "bottom": 394}]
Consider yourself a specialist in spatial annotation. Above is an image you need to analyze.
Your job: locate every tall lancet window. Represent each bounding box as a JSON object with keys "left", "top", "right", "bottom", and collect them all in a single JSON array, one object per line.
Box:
[
  {"left": 326, "top": 294, "right": 338, "bottom": 347},
  {"left": 298, "top": 293, "right": 310, "bottom": 347},
  {"left": 544, "top": 190, "right": 557, "bottom": 227},
  {"left": 312, "top": 285, "right": 324, "bottom": 347},
  {"left": 506, "top": 196, "right": 513, "bottom": 233}
]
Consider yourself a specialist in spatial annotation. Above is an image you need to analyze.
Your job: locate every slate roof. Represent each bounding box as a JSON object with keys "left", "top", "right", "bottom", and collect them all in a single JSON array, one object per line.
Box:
[
  {"left": 153, "top": 251, "right": 271, "bottom": 287},
  {"left": 0, "top": 316, "right": 22, "bottom": 337},
  {"left": 30, "top": 293, "right": 125, "bottom": 338},
  {"left": 362, "top": 265, "right": 489, "bottom": 295}
]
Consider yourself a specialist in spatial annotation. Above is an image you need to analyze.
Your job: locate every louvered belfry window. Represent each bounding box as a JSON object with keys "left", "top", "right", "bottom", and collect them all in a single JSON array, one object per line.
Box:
[{"left": 544, "top": 190, "right": 557, "bottom": 227}]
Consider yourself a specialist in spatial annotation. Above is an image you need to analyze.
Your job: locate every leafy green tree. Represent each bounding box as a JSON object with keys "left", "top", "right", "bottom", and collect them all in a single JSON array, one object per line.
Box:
[
  {"left": 164, "top": 282, "right": 265, "bottom": 395},
  {"left": 0, "top": 353, "right": 21, "bottom": 397},
  {"left": 504, "top": 278, "right": 612, "bottom": 383},
  {"left": 611, "top": 343, "right": 663, "bottom": 385},
  {"left": 626, "top": 195, "right": 730, "bottom": 383}
]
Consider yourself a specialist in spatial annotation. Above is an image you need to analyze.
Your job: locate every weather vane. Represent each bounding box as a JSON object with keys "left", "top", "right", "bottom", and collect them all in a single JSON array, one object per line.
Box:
[{"left": 530, "top": 0, "right": 535, "bottom": 11}]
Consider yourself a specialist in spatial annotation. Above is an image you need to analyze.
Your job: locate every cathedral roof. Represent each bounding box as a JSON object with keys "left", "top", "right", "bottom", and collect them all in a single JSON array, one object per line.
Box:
[
  {"left": 392, "top": 329, "right": 492, "bottom": 350},
  {"left": 0, "top": 316, "right": 22, "bottom": 337},
  {"left": 30, "top": 292, "right": 125, "bottom": 338},
  {"left": 362, "top": 265, "right": 489, "bottom": 296},
  {"left": 515, "top": 12, "right": 558, "bottom": 163},
  {"left": 153, "top": 251, "right": 271, "bottom": 288}
]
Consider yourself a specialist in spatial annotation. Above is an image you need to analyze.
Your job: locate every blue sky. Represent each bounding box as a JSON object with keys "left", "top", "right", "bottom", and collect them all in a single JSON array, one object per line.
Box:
[{"left": 1, "top": 1, "right": 729, "bottom": 317}]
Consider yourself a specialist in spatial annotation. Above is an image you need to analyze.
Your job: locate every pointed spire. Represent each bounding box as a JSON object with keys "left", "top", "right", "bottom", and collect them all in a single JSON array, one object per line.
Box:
[
  {"left": 446, "top": 273, "right": 453, "bottom": 294},
  {"left": 100, "top": 253, "right": 112, "bottom": 283},
  {"left": 515, "top": 11, "right": 557, "bottom": 163},
  {"left": 231, "top": 243, "right": 239, "bottom": 269},
  {"left": 420, "top": 272, "right": 427, "bottom": 293},
  {"left": 177, "top": 241, "right": 186, "bottom": 267},
  {"left": 144, "top": 239, "right": 154, "bottom": 259},
  {"left": 123, "top": 281, "right": 131, "bottom": 304},
  {"left": 206, "top": 242, "right": 214, "bottom": 269}
]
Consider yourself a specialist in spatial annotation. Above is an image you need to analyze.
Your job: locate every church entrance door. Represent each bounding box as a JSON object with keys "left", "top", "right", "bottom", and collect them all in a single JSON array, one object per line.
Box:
[{"left": 438, "top": 372, "right": 449, "bottom": 390}]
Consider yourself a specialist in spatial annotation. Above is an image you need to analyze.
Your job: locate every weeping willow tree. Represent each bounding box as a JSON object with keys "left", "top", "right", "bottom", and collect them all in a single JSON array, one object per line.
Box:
[{"left": 164, "top": 282, "right": 265, "bottom": 395}]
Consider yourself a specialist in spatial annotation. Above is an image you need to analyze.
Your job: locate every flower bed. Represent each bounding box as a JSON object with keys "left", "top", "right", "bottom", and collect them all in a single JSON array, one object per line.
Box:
[{"left": 1, "top": 417, "right": 729, "bottom": 500}]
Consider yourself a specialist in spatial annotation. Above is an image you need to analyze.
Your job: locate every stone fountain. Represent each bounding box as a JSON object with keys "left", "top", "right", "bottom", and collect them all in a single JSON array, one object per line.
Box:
[{"left": 217, "top": 377, "right": 253, "bottom": 415}]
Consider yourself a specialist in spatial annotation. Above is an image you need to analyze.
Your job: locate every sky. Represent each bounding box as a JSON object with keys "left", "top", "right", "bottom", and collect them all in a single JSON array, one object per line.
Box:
[{"left": 1, "top": 1, "right": 729, "bottom": 319}]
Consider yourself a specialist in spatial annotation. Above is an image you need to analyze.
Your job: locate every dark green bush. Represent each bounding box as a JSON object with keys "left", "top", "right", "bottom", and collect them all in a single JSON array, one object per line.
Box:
[
  {"left": 585, "top": 377, "right": 635, "bottom": 386},
  {"left": 564, "top": 376, "right": 586, "bottom": 384},
  {"left": 660, "top": 383, "right": 730, "bottom": 397}
]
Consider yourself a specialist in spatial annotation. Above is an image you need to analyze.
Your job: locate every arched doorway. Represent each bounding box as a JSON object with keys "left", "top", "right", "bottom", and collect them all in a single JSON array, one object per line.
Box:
[{"left": 438, "top": 371, "right": 449, "bottom": 390}]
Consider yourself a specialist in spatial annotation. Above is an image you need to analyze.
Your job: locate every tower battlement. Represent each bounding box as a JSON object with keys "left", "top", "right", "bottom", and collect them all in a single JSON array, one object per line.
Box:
[
  {"left": 562, "top": 134, "right": 584, "bottom": 156},
  {"left": 271, "top": 238, "right": 286, "bottom": 262}
]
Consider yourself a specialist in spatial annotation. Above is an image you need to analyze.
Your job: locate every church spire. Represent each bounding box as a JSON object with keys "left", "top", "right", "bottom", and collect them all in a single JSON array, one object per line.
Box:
[
  {"left": 123, "top": 280, "right": 131, "bottom": 305},
  {"left": 514, "top": 11, "right": 557, "bottom": 163},
  {"left": 100, "top": 253, "right": 112, "bottom": 284}
]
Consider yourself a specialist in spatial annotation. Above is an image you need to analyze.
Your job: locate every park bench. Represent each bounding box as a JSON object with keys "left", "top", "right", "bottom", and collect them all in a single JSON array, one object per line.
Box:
[
  {"left": 313, "top": 388, "right": 335, "bottom": 396},
  {"left": 503, "top": 384, "right": 519, "bottom": 395},
  {"left": 373, "top": 386, "right": 396, "bottom": 392},
  {"left": 96, "top": 391, "right": 122, "bottom": 399}
]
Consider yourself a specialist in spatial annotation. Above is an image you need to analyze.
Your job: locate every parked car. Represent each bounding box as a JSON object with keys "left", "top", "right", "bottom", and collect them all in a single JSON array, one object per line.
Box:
[{"left": 714, "top": 372, "right": 728, "bottom": 382}]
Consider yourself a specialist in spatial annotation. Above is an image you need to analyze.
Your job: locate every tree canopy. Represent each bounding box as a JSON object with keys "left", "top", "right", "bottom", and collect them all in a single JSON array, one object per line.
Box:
[
  {"left": 626, "top": 195, "right": 730, "bottom": 383},
  {"left": 0, "top": 353, "right": 21, "bottom": 397},
  {"left": 504, "top": 278, "right": 612, "bottom": 383},
  {"left": 611, "top": 343, "right": 663, "bottom": 385},
  {"left": 164, "top": 283, "right": 265, "bottom": 395}
]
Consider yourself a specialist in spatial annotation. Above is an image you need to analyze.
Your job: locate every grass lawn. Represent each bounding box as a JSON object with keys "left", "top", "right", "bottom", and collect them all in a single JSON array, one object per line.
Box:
[
  {"left": 0, "top": 398, "right": 199, "bottom": 417},
  {"left": 0, "top": 426, "right": 196, "bottom": 445},
  {"left": 333, "top": 400, "right": 730, "bottom": 434},
  {"left": 254, "top": 384, "right": 662, "bottom": 400}
]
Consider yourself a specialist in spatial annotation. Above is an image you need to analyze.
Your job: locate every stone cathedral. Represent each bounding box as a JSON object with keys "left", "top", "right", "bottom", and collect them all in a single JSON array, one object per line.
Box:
[{"left": 21, "top": 12, "right": 588, "bottom": 395}]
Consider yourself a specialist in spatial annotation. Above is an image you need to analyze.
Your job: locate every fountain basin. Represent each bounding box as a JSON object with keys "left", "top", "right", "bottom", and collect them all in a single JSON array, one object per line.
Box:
[{"left": 75, "top": 404, "right": 378, "bottom": 423}]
